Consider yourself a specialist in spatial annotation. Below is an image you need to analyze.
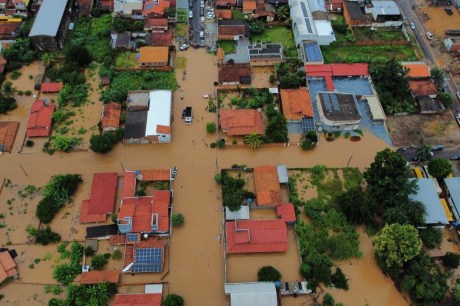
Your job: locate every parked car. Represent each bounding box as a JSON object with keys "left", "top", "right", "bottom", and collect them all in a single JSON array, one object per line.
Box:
[
  {"left": 201, "top": 16, "right": 205, "bottom": 23},
  {"left": 445, "top": 8, "right": 454, "bottom": 15},
  {"left": 179, "top": 44, "right": 189, "bottom": 51},
  {"left": 206, "top": 7, "right": 214, "bottom": 12},
  {"left": 189, "top": 10, "right": 193, "bottom": 18},
  {"left": 200, "top": 7, "right": 204, "bottom": 16},
  {"left": 189, "top": 0, "right": 193, "bottom": 8},
  {"left": 199, "top": 31, "right": 204, "bottom": 38},
  {"left": 450, "top": 155, "right": 460, "bottom": 160},
  {"left": 431, "top": 145, "right": 444, "bottom": 151},
  {"left": 426, "top": 31, "right": 433, "bottom": 40},
  {"left": 207, "top": 14, "right": 214, "bottom": 19},
  {"left": 409, "top": 22, "right": 415, "bottom": 30},
  {"left": 200, "top": 0, "right": 204, "bottom": 7},
  {"left": 456, "top": 91, "right": 460, "bottom": 100},
  {"left": 455, "top": 113, "right": 460, "bottom": 125}
]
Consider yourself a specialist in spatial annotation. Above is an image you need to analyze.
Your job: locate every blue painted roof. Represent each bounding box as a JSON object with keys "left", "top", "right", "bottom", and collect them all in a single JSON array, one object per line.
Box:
[
  {"left": 303, "top": 42, "right": 323, "bottom": 63},
  {"left": 409, "top": 178, "right": 449, "bottom": 225}
]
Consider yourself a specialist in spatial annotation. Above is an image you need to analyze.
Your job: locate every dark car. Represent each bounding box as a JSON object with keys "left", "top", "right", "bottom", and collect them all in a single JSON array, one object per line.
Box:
[
  {"left": 432, "top": 145, "right": 444, "bottom": 151},
  {"left": 451, "top": 155, "right": 460, "bottom": 160},
  {"left": 200, "top": 7, "right": 204, "bottom": 16},
  {"left": 445, "top": 8, "right": 454, "bottom": 16}
]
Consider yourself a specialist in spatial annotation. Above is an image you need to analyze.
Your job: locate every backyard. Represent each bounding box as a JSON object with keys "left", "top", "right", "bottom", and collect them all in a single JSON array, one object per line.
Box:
[
  {"left": 115, "top": 52, "right": 138, "bottom": 69},
  {"left": 352, "top": 27, "right": 406, "bottom": 42},
  {"left": 177, "top": 8, "right": 188, "bottom": 23},
  {"left": 218, "top": 40, "right": 236, "bottom": 54},
  {"left": 251, "top": 27, "right": 297, "bottom": 57}
]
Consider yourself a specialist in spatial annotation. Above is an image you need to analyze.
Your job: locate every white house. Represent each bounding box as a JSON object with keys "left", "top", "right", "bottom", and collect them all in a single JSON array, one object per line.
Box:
[{"left": 146, "top": 90, "right": 172, "bottom": 143}]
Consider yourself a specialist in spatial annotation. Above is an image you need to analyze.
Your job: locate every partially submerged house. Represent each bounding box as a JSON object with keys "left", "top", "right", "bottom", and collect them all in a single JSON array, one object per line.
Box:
[
  {"left": 138, "top": 46, "right": 170, "bottom": 67},
  {"left": 142, "top": 0, "right": 170, "bottom": 18},
  {"left": 409, "top": 178, "right": 449, "bottom": 228},
  {"left": 225, "top": 219, "right": 288, "bottom": 254},
  {"left": 216, "top": 9, "right": 232, "bottom": 20},
  {"left": 27, "top": 100, "right": 55, "bottom": 137},
  {"left": 0, "top": 121, "right": 19, "bottom": 153},
  {"left": 123, "top": 90, "right": 172, "bottom": 144},
  {"left": 41, "top": 82, "right": 63, "bottom": 93},
  {"left": 276, "top": 203, "right": 296, "bottom": 225},
  {"left": 218, "top": 20, "right": 250, "bottom": 40},
  {"left": 113, "top": 293, "right": 163, "bottom": 306},
  {"left": 219, "top": 109, "right": 264, "bottom": 136},
  {"left": 315, "top": 91, "right": 361, "bottom": 131},
  {"left": 144, "top": 18, "right": 169, "bottom": 31},
  {"left": 29, "top": 0, "right": 71, "bottom": 51},
  {"left": 224, "top": 282, "right": 278, "bottom": 306},
  {"left": 101, "top": 102, "right": 122, "bottom": 132},
  {"left": 218, "top": 64, "right": 252, "bottom": 85},
  {"left": 280, "top": 88, "right": 314, "bottom": 124},
  {"left": 80, "top": 270, "right": 121, "bottom": 284},
  {"left": 253, "top": 165, "right": 282, "bottom": 207},
  {"left": 0, "top": 249, "right": 18, "bottom": 283},
  {"left": 121, "top": 237, "right": 165, "bottom": 273}
]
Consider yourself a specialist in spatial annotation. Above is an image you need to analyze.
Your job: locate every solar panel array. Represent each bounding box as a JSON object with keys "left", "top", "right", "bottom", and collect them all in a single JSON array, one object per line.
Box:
[
  {"left": 321, "top": 93, "right": 341, "bottom": 112},
  {"left": 126, "top": 233, "right": 138, "bottom": 242},
  {"left": 146, "top": 3, "right": 153, "bottom": 9},
  {"left": 301, "top": 117, "right": 316, "bottom": 132},
  {"left": 304, "top": 43, "right": 323, "bottom": 62},
  {"left": 300, "top": 2, "right": 313, "bottom": 33},
  {"left": 131, "top": 248, "right": 163, "bottom": 273}
]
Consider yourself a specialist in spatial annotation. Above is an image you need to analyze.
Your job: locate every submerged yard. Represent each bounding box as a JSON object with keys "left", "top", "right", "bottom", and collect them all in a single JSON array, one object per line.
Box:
[{"left": 251, "top": 27, "right": 297, "bottom": 57}]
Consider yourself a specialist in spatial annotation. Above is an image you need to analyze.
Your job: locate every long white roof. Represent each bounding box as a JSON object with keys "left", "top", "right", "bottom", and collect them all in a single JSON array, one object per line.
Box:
[
  {"left": 29, "top": 0, "right": 68, "bottom": 37},
  {"left": 145, "top": 90, "right": 172, "bottom": 136},
  {"left": 224, "top": 282, "right": 277, "bottom": 306}
]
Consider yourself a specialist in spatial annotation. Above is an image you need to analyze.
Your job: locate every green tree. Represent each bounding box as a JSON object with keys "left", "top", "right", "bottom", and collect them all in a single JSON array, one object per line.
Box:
[
  {"left": 416, "top": 144, "right": 433, "bottom": 162},
  {"left": 442, "top": 252, "right": 460, "bottom": 269},
  {"left": 244, "top": 132, "right": 263, "bottom": 149},
  {"left": 430, "top": 67, "right": 445, "bottom": 91},
  {"left": 51, "top": 136, "right": 81, "bottom": 152},
  {"left": 90, "top": 254, "right": 109, "bottom": 270},
  {"left": 374, "top": 223, "right": 422, "bottom": 269},
  {"left": 66, "top": 45, "right": 92, "bottom": 67},
  {"left": 265, "top": 106, "right": 288, "bottom": 143},
  {"left": 275, "top": 5, "right": 290, "bottom": 21},
  {"left": 419, "top": 227, "right": 442, "bottom": 249},
  {"left": 1, "top": 81, "right": 18, "bottom": 101},
  {"left": 322, "top": 293, "right": 335, "bottom": 306},
  {"left": 172, "top": 213, "right": 185, "bottom": 227},
  {"left": 382, "top": 199, "right": 425, "bottom": 227},
  {"left": 336, "top": 188, "right": 374, "bottom": 225},
  {"left": 364, "top": 148, "right": 416, "bottom": 209},
  {"left": 35, "top": 226, "right": 61, "bottom": 245},
  {"left": 89, "top": 130, "right": 123, "bottom": 153},
  {"left": 249, "top": 20, "right": 267, "bottom": 34},
  {"left": 300, "top": 252, "right": 333, "bottom": 285},
  {"left": 41, "top": 53, "right": 55, "bottom": 67},
  {"left": 331, "top": 267, "right": 348, "bottom": 290},
  {"left": 439, "top": 92, "right": 454, "bottom": 107},
  {"left": 163, "top": 294, "right": 184, "bottom": 306},
  {"left": 257, "top": 266, "right": 282, "bottom": 282},
  {"left": 206, "top": 122, "right": 217, "bottom": 133},
  {"left": 428, "top": 158, "right": 452, "bottom": 179}
]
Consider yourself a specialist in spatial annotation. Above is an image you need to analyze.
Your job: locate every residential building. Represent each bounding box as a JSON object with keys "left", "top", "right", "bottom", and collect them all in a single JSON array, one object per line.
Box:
[
  {"left": 370, "top": 0, "right": 401, "bottom": 23},
  {"left": 409, "top": 178, "right": 449, "bottom": 227},
  {"left": 225, "top": 219, "right": 288, "bottom": 253},
  {"left": 276, "top": 203, "right": 296, "bottom": 225},
  {"left": 220, "top": 109, "right": 264, "bottom": 136},
  {"left": 123, "top": 90, "right": 172, "bottom": 144},
  {"left": 218, "top": 20, "right": 250, "bottom": 40},
  {"left": 304, "top": 63, "right": 369, "bottom": 91},
  {"left": 253, "top": 2, "right": 275, "bottom": 21},
  {"left": 29, "top": 0, "right": 71, "bottom": 51},
  {"left": 111, "top": 31, "right": 132, "bottom": 49},
  {"left": 79, "top": 200, "right": 107, "bottom": 223},
  {"left": 0, "top": 121, "right": 19, "bottom": 153},
  {"left": 290, "top": 0, "right": 335, "bottom": 46},
  {"left": 444, "top": 37, "right": 460, "bottom": 53},
  {"left": 0, "top": 250, "right": 17, "bottom": 283},
  {"left": 343, "top": 0, "right": 370, "bottom": 26},
  {"left": 324, "top": 0, "right": 343, "bottom": 12},
  {"left": 315, "top": 91, "right": 361, "bottom": 131},
  {"left": 75, "top": 0, "right": 94, "bottom": 15},
  {"left": 342, "top": 0, "right": 401, "bottom": 27},
  {"left": 216, "top": 0, "right": 236, "bottom": 8},
  {"left": 9, "top": 0, "right": 29, "bottom": 16},
  {"left": 121, "top": 237, "right": 165, "bottom": 273},
  {"left": 41, "top": 82, "right": 63, "bottom": 93},
  {"left": 80, "top": 173, "right": 118, "bottom": 223},
  {"left": 216, "top": 9, "right": 232, "bottom": 19},
  {"left": 27, "top": 100, "right": 55, "bottom": 137},
  {"left": 401, "top": 62, "right": 431, "bottom": 79},
  {"left": 97, "top": 0, "right": 114, "bottom": 11},
  {"left": 144, "top": 18, "right": 169, "bottom": 31},
  {"left": 218, "top": 64, "right": 252, "bottom": 85},
  {"left": 242, "top": 0, "right": 256, "bottom": 14},
  {"left": 138, "top": 46, "right": 169, "bottom": 66},
  {"left": 113, "top": 0, "right": 143, "bottom": 18},
  {"left": 0, "top": 22, "right": 21, "bottom": 41},
  {"left": 101, "top": 102, "right": 122, "bottom": 132},
  {"left": 113, "top": 293, "right": 162, "bottom": 306},
  {"left": 444, "top": 177, "right": 460, "bottom": 221},
  {"left": 145, "top": 30, "right": 173, "bottom": 46},
  {"left": 142, "top": 0, "right": 170, "bottom": 18},
  {"left": 408, "top": 80, "right": 438, "bottom": 99},
  {"left": 224, "top": 282, "right": 277, "bottom": 306},
  {"left": 80, "top": 271, "right": 121, "bottom": 284},
  {"left": 248, "top": 42, "right": 283, "bottom": 66},
  {"left": 301, "top": 41, "right": 324, "bottom": 64},
  {"left": 253, "top": 165, "right": 282, "bottom": 206},
  {"left": 280, "top": 88, "right": 314, "bottom": 122}
]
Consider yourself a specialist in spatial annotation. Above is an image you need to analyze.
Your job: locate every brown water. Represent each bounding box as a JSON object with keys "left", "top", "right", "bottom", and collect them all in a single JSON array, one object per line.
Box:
[{"left": 0, "top": 50, "right": 395, "bottom": 305}]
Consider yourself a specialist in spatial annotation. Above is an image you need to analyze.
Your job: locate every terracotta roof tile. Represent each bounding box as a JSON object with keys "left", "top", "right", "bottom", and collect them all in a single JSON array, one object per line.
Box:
[
  {"left": 148, "top": 30, "right": 173, "bottom": 46},
  {"left": 403, "top": 63, "right": 431, "bottom": 78},
  {"left": 216, "top": 0, "right": 236, "bottom": 6},
  {"left": 113, "top": 293, "right": 162, "bottom": 306},
  {"left": 79, "top": 200, "right": 107, "bottom": 224},
  {"left": 156, "top": 125, "right": 171, "bottom": 134},
  {"left": 409, "top": 80, "right": 438, "bottom": 96},
  {"left": 226, "top": 220, "right": 288, "bottom": 254},
  {"left": 142, "top": 0, "right": 170, "bottom": 16},
  {"left": 138, "top": 46, "right": 169, "bottom": 64},
  {"left": 123, "top": 244, "right": 135, "bottom": 269},
  {"left": 102, "top": 102, "right": 122, "bottom": 129},
  {"left": 109, "top": 235, "right": 127, "bottom": 245},
  {"left": 253, "top": 166, "right": 281, "bottom": 206},
  {"left": 27, "top": 101, "right": 55, "bottom": 137},
  {"left": 144, "top": 18, "right": 169, "bottom": 28},
  {"left": 0, "top": 22, "right": 20, "bottom": 39},
  {"left": 88, "top": 173, "right": 118, "bottom": 214},
  {"left": 220, "top": 109, "right": 264, "bottom": 136},
  {"left": 140, "top": 169, "right": 170, "bottom": 181},
  {"left": 243, "top": 0, "right": 256, "bottom": 11},
  {"left": 80, "top": 270, "right": 120, "bottom": 284},
  {"left": 216, "top": 9, "right": 232, "bottom": 19},
  {"left": 276, "top": 203, "right": 296, "bottom": 223},
  {"left": 280, "top": 88, "right": 313, "bottom": 120},
  {"left": 331, "top": 63, "right": 369, "bottom": 76},
  {"left": 0, "top": 121, "right": 19, "bottom": 153},
  {"left": 136, "top": 237, "right": 165, "bottom": 249},
  {"left": 219, "top": 24, "right": 246, "bottom": 36},
  {"left": 41, "top": 82, "right": 63, "bottom": 93},
  {"left": 121, "top": 171, "right": 137, "bottom": 198},
  {"left": 218, "top": 64, "right": 252, "bottom": 84}
]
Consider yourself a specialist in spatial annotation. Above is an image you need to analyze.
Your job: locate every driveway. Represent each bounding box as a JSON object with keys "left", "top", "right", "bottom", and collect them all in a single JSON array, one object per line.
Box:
[{"left": 223, "top": 38, "right": 250, "bottom": 64}]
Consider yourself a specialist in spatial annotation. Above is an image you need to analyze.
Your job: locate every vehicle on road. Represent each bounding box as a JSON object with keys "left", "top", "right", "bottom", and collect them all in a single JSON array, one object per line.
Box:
[
  {"left": 179, "top": 44, "right": 189, "bottom": 51},
  {"left": 189, "top": 10, "right": 193, "bottom": 18},
  {"left": 200, "top": 0, "right": 204, "bottom": 7},
  {"left": 409, "top": 22, "right": 415, "bottom": 30},
  {"left": 184, "top": 107, "right": 192, "bottom": 124},
  {"left": 431, "top": 145, "right": 444, "bottom": 151},
  {"left": 189, "top": 0, "right": 193, "bottom": 8},
  {"left": 426, "top": 31, "right": 433, "bottom": 40},
  {"left": 206, "top": 7, "right": 214, "bottom": 12},
  {"left": 455, "top": 113, "right": 460, "bottom": 125},
  {"left": 457, "top": 92, "right": 460, "bottom": 100},
  {"left": 200, "top": 7, "right": 204, "bottom": 16},
  {"left": 199, "top": 31, "right": 204, "bottom": 38},
  {"left": 396, "top": 147, "right": 407, "bottom": 153},
  {"left": 450, "top": 155, "right": 460, "bottom": 160}
]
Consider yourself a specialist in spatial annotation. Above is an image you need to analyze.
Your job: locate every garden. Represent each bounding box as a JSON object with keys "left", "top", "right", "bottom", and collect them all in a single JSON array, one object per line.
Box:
[
  {"left": 115, "top": 52, "right": 138, "bottom": 69},
  {"left": 250, "top": 27, "right": 297, "bottom": 57},
  {"left": 352, "top": 27, "right": 406, "bottom": 42}
]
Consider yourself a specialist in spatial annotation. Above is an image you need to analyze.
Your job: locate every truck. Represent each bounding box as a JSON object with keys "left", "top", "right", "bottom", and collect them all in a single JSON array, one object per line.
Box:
[{"left": 183, "top": 107, "right": 192, "bottom": 124}]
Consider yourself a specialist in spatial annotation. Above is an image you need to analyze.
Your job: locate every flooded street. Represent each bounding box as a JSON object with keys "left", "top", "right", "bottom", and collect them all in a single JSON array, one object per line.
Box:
[{"left": 0, "top": 49, "right": 394, "bottom": 305}]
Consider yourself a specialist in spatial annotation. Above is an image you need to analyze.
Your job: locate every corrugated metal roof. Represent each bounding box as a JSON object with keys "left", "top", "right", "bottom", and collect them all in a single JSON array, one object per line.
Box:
[
  {"left": 409, "top": 178, "right": 449, "bottom": 225},
  {"left": 444, "top": 177, "right": 460, "bottom": 220},
  {"left": 225, "top": 206, "right": 250, "bottom": 220},
  {"left": 366, "top": 96, "right": 386, "bottom": 121},
  {"left": 276, "top": 164, "right": 289, "bottom": 183},
  {"left": 29, "top": 0, "right": 68, "bottom": 37},
  {"left": 224, "top": 282, "right": 277, "bottom": 306}
]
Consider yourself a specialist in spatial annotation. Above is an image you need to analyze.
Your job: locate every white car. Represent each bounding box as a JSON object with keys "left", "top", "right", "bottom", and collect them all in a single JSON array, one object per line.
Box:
[
  {"left": 199, "top": 31, "right": 204, "bottom": 38},
  {"left": 426, "top": 31, "right": 433, "bottom": 40},
  {"left": 179, "top": 44, "right": 189, "bottom": 51},
  {"left": 409, "top": 22, "right": 415, "bottom": 30},
  {"left": 201, "top": 16, "right": 205, "bottom": 23},
  {"left": 457, "top": 91, "right": 460, "bottom": 100},
  {"left": 206, "top": 7, "right": 214, "bottom": 11},
  {"left": 456, "top": 113, "right": 460, "bottom": 125},
  {"left": 207, "top": 14, "right": 214, "bottom": 19},
  {"left": 200, "top": 0, "right": 204, "bottom": 7}
]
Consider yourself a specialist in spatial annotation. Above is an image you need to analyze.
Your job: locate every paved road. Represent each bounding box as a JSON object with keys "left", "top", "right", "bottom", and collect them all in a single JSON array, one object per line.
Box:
[{"left": 397, "top": 146, "right": 460, "bottom": 162}]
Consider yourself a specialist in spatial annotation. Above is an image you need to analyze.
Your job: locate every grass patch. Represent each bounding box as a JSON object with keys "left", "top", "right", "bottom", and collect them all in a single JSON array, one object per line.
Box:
[
  {"left": 218, "top": 41, "right": 236, "bottom": 54},
  {"left": 353, "top": 129, "right": 363, "bottom": 136},
  {"left": 232, "top": 9, "right": 245, "bottom": 20},
  {"left": 321, "top": 43, "right": 418, "bottom": 64},
  {"left": 251, "top": 27, "right": 296, "bottom": 57},
  {"left": 342, "top": 168, "right": 362, "bottom": 190},
  {"left": 90, "top": 14, "right": 112, "bottom": 36},
  {"left": 353, "top": 27, "right": 405, "bottom": 42},
  {"left": 175, "top": 56, "right": 187, "bottom": 69},
  {"left": 175, "top": 23, "right": 188, "bottom": 37},
  {"left": 115, "top": 52, "right": 138, "bottom": 69},
  {"left": 177, "top": 8, "right": 188, "bottom": 23}
]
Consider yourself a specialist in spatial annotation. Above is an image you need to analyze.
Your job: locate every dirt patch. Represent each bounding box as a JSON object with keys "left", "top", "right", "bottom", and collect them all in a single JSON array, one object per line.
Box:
[
  {"left": 251, "top": 66, "right": 275, "bottom": 89},
  {"left": 386, "top": 113, "right": 460, "bottom": 146},
  {"left": 421, "top": 3, "right": 460, "bottom": 40}
]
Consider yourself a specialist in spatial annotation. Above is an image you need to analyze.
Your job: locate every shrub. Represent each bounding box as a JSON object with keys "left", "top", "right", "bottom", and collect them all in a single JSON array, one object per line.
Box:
[
  {"left": 210, "top": 142, "right": 216, "bottom": 148},
  {"left": 35, "top": 226, "right": 61, "bottom": 245},
  {"left": 163, "top": 294, "right": 184, "bottom": 306},
  {"left": 24, "top": 90, "right": 32, "bottom": 96},
  {"left": 112, "top": 249, "right": 122, "bottom": 260},
  {"left": 11, "top": 71, "right": 21, "bottom": 80},
  {"left": 419, "top": 227, "right": 442, "bottom": 249},
  {"left": 206, "top": 122, "right": 217, "bottom": 133},
  {"left": 172, "top": 213, "right": 185, "bottom": 227},
  {"left": 322, "top": 293, "right": 335, "bottom": 306},
  {"left": 84, "top": 246, "right": 95, "bottom": 257},
  {"left": 214, "top": 173, "right": 223, "bottom": 184},
  {"left": 25, "top": 140, "right": 34, "bottom": 147},
  {"left": 89, "top": 129, "right": 123, "bottom": 153},
  {"left": 257, "top": 266, "right": 281, "bottom": 282},
  {"left": 50, "top": 136, "right": 81, "bottom": 152},
  {"left": 53, "top": 263, "right": 81, "bottom": 285},
  {"left": 91, "top": 254, "right": 109, "bottom": 270},
  {"left": 331, "top": 267, "right": 348, "bottom": 290},
  {"left": 442, "top": 252, "right": 460, "bottom": 269}
]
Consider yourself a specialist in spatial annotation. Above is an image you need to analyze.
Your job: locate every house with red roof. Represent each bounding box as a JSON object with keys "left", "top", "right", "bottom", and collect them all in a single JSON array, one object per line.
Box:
[
  {"left": 216, "top": 0, "right": 236, "bottom": 8},
  {"left": 80, "top": 270, "right": 120, "bottom": 284},
  {"left": 0, "top": 121, "right": 19, "bottom": 153},
  {"left": 216, "top": 9, "right": 232, "bottom": 20},
  {"left": 218, "top": 64, "right": 252, "bottom": 85},
  {"left": 402, "top": 62, "right": 431, "bottom": 79},
  {"left": 113, "top": 293, "right": 162, "bottom": 306},
  {"left": 142, "top": 0, "right": 170, "bottom": 18},
  {"left": 226, "top": 219, "right": 288, "bottom": 254},
  {"left": 218, "top": 20, "right": 250, "bottom": 40},
  {"left": 41, "top": 82, "right": 63, "bottom": 93},
  {"left": 280, "top": 88, "right": 314, "bottom": 122},
  {"left": 101, "top": 102, "right": 122, "bottom": 132},
  {"left": 253, "top": 165, "right": 282, "bottom": 206},
  {"left": 121, "top": 237, "right": 165, "bottom": 273},
  {"left": 220, "top": 109, "right": 264, "bottom": 136},
  {"left": 0, "top": 250, "right": 18, "bottom": 283},
  {"left": 144, "top": 18, "right": 169, "bottom": 32},
  {"left": 305, "top": 63, "right": 369, "bottom": 91},
  {"left": 27, "top": 100, "right": 55, "bottom": 137},
  {"left": 276, "top": 203, "right": 296, "bottom": 225}
]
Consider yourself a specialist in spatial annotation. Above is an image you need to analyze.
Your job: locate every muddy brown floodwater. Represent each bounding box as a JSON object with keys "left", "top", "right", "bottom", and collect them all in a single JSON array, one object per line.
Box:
[{"left": 0, "top": 49, "right": 395, "bottom": 305}]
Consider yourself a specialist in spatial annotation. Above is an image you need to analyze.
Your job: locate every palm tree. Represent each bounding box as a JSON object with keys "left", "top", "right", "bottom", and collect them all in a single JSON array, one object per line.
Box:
[
  {"left": 275, "top": 5, "right": 289, "bottom": 21},
  {"left": 416, "top": 144, "right": 433, "bottom": 162},
  {"left": 41, "top": 53, "right": 55, "bottom": 68},
  {"left": 245, "top": 132, "right": 263, "bottom": 149},
  {"left": 1, "top": 81, "right": 17, "bottom": 101}
]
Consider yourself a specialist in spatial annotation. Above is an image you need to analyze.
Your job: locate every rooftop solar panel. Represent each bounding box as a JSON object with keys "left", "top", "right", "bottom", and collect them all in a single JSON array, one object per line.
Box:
[
  {"left": 131, "top": 248, "right": 163, "bottom": 272},
  {"left": 126, "top": 233, "right": 138, "bottom": 242},
  {"left": 300, "top": 2, "right": 308, "bottom": 17}
]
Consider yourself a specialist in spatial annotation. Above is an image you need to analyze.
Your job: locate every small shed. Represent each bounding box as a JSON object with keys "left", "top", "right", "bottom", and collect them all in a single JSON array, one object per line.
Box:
[
  {"left": 224, "top": 282, "right": 277, "bottom": 306},
  {"left": 85, "top": 239, "right": 98, "bottom": 252},
  {"left": 225, "top": 206, "right": 250, "bottom": 220},
  {"left": 276, "top": 164, "right": 289, "bottom": 183}
]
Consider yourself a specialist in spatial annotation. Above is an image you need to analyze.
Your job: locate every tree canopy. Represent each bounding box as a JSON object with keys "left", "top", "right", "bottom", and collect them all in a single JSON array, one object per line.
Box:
[
  {"left": 336, "top": 188, "right": 374, "bottom": 225},
  {"left": 163, "top": 294, "right": 184, "bottom": 306},
  {"left": 374, "top": 223, "right": 422, "bottom": 269},
  {"left": 257, "top": 266, "right": 282, "bottom": 282},
  {"left": 428, "top": 158, "right": 452, "bottom": 179}
]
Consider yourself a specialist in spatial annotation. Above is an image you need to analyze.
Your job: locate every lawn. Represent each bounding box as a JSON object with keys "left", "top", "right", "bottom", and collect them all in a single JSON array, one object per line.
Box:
[
  {"left": 250, "top": 27, "right": 297, "bottom": 57},
  {"left": 231, "top": 9, "right": 245, "bottom": 20},
  {"left": 90, "top": 14, "right": 112, "bottom": 36},
  {"left": 321, "top": 43, "right": 418, "bottom": 64},
  {"left": 177, "top": 8, "right": 188, "bottom": 23},
  {"left": 218, "top": 40, "right": 236, "bottom": 54},
  {"left": 175, "top": 23, "right": 188, "bottom": 37},
  {"left": 115, "top": 52, "right": 138, "bottom": 68},
  {"left": 353, "top": 27, "right": 405, "bottom": 42}
]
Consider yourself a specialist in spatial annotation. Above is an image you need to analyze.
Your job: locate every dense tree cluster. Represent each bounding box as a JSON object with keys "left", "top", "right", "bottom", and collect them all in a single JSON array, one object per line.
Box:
[
  {"left": 276, "top": 58, "right": 305, "bottom": 89},
  {"left": 90, "top": 129, "right": 124, "bottom": 154}
]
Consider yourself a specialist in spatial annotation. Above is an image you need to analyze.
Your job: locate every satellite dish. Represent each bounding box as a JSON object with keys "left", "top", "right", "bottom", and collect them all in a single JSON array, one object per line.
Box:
[{"left": 143, "top": 233, "right": 148, "bottom": 239}]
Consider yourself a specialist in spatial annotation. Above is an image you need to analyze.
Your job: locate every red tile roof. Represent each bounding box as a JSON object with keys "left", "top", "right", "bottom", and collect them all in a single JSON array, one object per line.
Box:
[
  {"left": 217, "top": 0, "right": 236, "bottom": 6},
  {"left": 113, "top": 293, "right": 162, "bottom": 306},
  {"left": 0, "top": 121, "right": 19, "bottom": 153},
  {"left": 0, "top": 251, "right": 17, "bottom": 283},
  {"left": 276, "top": 203, "right": 296, "bottom": 223},
  {"left": 140, "top": 169, "right": 170, "bottom": 181},
  {"left": 79, "top": 200, "right": 107, "bottom": 223},
  {"left": 142, "top": 0, "right": 170, "bottom": 16},
  {"left": 0, "top": 22, "right": 20, "bottom": 40},
  {"left": 98, "top": 0, "right": 114, "bottom": 9},
  {"left": 331, "top": 63, "right": 369, "bottom": 76},
  {"left": 219, "top": 25, "right": 246, "bottom": 36},
  {"left": 121, "top": 171, "right": 137, "bottom": 198},
  {"left": 243, "top": 0, "right": 256, "bottom": 11},
  {"left": 109, "top": 235, "right": 127, "bottom": 245},
  {"left": 218, "top": 64, "right": 252, "bottom": 84},
  {"left": 403, "top": 63, "right": 431, "bottom": 78},
  {"left": 216, "top": 9, "right": 232, "bottom": 19},
  {"left": 123, "top": 244, "right": 135, "bottom": 269},
  {"left": 280, "top": 88, "right": 314, "bottom": 120},
  {"left": 148, "top": 30, "right": 173, "bottom": 46},
  {"left": 27, "top": 101, "right": 55, "bottom": 137},
  {"left": 253, "top": 166, "right": 281, "bottom": 206},
  {"left": 144, "top": 18, "right": 169, "bottom": 28},
  {"left": 156, "top": 125, "right": 171, "bottom": 135},
  {"left": 226, "top": 220, "right": 288, "bottom": 254},
  {"left": 88, "top": 173, "right": 118, "bottom": 214},
  {"left": 102, "top": 102, "right": 122, "bottom": 129},
  {"left": 80, "top": 270, "right": 120, "bottom": 284},
  {"left": 408, "top": 80, "right": 438, "bottom": 96},
  {"left": 41, "top": 82, "right": 63, "bottom": 93},
  {"left": 220, "top": 109, "right": 264, "bottom": 136}
]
